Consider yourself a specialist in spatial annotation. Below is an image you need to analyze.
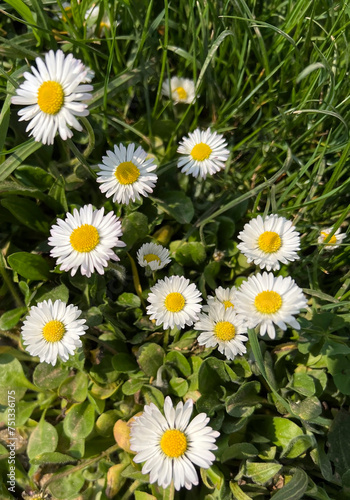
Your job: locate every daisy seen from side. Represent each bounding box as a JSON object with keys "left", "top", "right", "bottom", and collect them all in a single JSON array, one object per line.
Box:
[
  {"left": 97, "top": 143, "right": 158, "bottom": 204},
  {"left": 235, "top": 272, "right": 307, "bottom": 339},
  {"left": 130, "top": 396, "right": 219, "bottom": 491},
  {"left": 21, "top": 299, "right": 88, "bottom": 366},
  {"left": 137, "top": 242, "right": 171, "bottom": 271},
  {"left": 177, "top": 128, "right": 230, "bottom": 179},
  {"left": 318, "top": 226, "right": 346, "bottom": 250},
  {"left": 48, "top": 204, "right": 126, "bottom": 278},
  {"left": 162, "top": 77, "right": 196, "bottom": 104},
  {"left": 194, "top": 303, "right": 248, "bottom": 360},
  {"left": 11, "top": 50, "right": 93, "bottom": 145},
  {"left": 146, "top": 276, "right": 202, "bottom": 330},
  {"left": 237, "top": 214, "right": 301, "bottom": 271},
  {"left": 203, "top": 285, "right": 237, "bottom": 312}
]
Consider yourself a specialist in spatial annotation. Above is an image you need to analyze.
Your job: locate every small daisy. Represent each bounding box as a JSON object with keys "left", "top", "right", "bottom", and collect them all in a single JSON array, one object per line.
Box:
[
  {"left": 162, "top": 77, "right": 196, "bottom": 104},
  {"left": 146, "top": 276, "right": 202, "bottom": 330},
  {"left": 237, "top": 214, "right": 301, "bottom": 271},
  {"left": 48, "top": 204, "right": 126, "bottom": 278},
  {"left": 194, "top": 303, "right": 248, "bottom": 360},
  {"left": 203, "top": 286, "right": 237, "bottom": 312},
  {"left": 97, "top": 143, "right": 158, "bottom": 204},
  {"left": 11, "top": 50, "right": 93, "bottom": 145},
  {"left": 177, "top": 128, "right": 229, "bottom": 179},
  {"left": 21, "top": 299, "right": 88, "bottom": 366},
  {"left": 130, "top": 396, "right": 219, "bottom": 491},
  {"left": 318, "top": 226, "right": 346, "bottom": 250},
  {"left": 137, "top": 243, "right": 171, "bottom": 271},
  {"left": 85, "top": 3, "right": 111, "bottom": 37},
  {"left": 235, "top": 272, "right": 307, "bottom": 339}
]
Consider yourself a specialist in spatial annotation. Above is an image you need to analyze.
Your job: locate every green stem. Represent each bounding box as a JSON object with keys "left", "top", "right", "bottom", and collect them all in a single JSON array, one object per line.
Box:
[
  {"left": 0, "top": 253, "right": 23, "bottom": 308},
  {"left": 152, "top": 0, "right": 168, "bottom": 117},
  {"left": 120, "top": 480, "right": 142, "bottom": 500}
]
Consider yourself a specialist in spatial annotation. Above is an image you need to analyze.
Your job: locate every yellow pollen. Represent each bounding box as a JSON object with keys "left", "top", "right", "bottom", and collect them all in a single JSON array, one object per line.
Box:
[
  {"left": 164, "top": 292, "right": 185, "bottom": 313},
  {"left": 223, "top": 300, "right": 234, "bottom": 309},
  {"left": 70, "top": 224, "right": 100, "bottom": 253},
  {"left": 214, "top": 321, "right": 236, "bottom": 341},
  {"left": 144, "top": 253, "right": 161, "bottom": 263},
  {"left": 37, "top": 81, "right": 64, "bottom": 115},
  {"left": 191, "top": 143, "right": 212, "bottom": 161},
  {"left": 160, "top": 429, "right": 187, "bottom": 458},
  {"left": 255, "top": 291, "right": 282, "bottom": 314},
  {"left": 258, "top": 231, "right": 282, "bottom": 253},
  {"left": 321, "top": 232, "right": 337, "bottom": 245},
  {"left": 42, "top": 320, "right": 65, "bottom": 342},
  {"left": 174, "top": 86, "right": 187, "bottom": 100},
  {"left": 115, "top": 161, "right": 140, "bottom": 185}
]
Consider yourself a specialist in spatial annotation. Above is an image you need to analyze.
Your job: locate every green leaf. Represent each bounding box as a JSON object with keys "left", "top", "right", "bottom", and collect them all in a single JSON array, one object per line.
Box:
[
  {"left": 8, "top": 252, "right": 51, "bottom": 281},
  {"left": 327, "top": 410, "right": 350, "bottom": 476},
  {"left": 175, "top": 242, "right": 206, "bottom": 266},
  {"left": 63, "top": 402, "right": 95, "bottom": 439},
  {"left": 0, "top": 353, "right": 37, "bottom": 404},
  {"left": 122, "top": 378, "right": 145, "bottom": 395},
  {"left": 33, "top": 363, "right": 70, "bottom": 390},
  {"left": 230, "top": 482, "right": 251, "bottom": 500},
  {"left": 282, "top": 434, "right": 315, "bottom": 459},
  {"left": 59, "top": 372, "right": 88, "bottom": 403},
  {"left": 48, "top": 466, "right": 85, "bottom": 499},
  {"left": 169, "top": 377, "right": 188, "bottom": 397},
  {"left": 31, "top": 452, "right": 76, "bottom": 465},
  {"left": 222, "top": 443, "right": 259, "bottom": 463},
  {"left": 244, "top": 461, "right": 282, "bottom": 485},
  {"left": 2, "top": 197, "right": 50, "bottom": 233},
  {"left": 34, "top": 284, "right": 70, "bottom": 304},
  {"left": 122, "top": 212, "right": 148, "bottom": 249},
  {"left": 198, "top": 357, "right": 233, "bottom": 394},
  {"left": 290, "top": 396, "right": 322, "bottom": 420},
  {"left": 48, "top": 174, "right": 68, "bottom": 212},
  {"left": 226, "top": 381, "right": 262, "bottom": 417},
  {"left": 117, "top": 292, "right": 141, "bottom": 308},
  {"left": 327, "top": 356, "right": 350, "bottom": 395},
  {"left": 15, "top": 165, "right": 54, "bottom": 190},
  {"left": 153, "top": 191, "right": 194, "bottom": 224},
  {"left": 0, "top": 140, "right": 42, "bottom": 182},
  {"left": 291, "top": 373, "right": 316, "bottom": 396},
  {"left": 137, "top": 343, "right": 165, "bottom": 377},
  {"left": 112, "top": 353, "right": 138, "bottom": 372},
  {"left": 95, "top": 410, "right": 119, "bottom": 437},
  {"left": 271, "top": 468, "right": 308, "bottom": 500},
  {"left": 134, "top": 492, "right": 157, "bottom": 500},
  {"left": 0, "top": 307, "right": 27, "bottom": 330},
  {"left": 165, "top": 351, "right": 191, "bottom": 377},
  {"left": 27, "top": 420, "right": 58, "bottom": 460},
  {"left": 253, "top": 417, "right": 303, "bottom": 449}
]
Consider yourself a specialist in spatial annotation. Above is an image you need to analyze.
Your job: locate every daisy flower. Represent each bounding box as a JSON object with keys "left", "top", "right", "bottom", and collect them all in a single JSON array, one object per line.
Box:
[
  {"left": 235, "top": 272, "right": 307, "bottom": 339},
  {"left": 85, "top": 3, "right": 112, "bottom": 37},
  {"left": 21, "top": 299, "right": 88, "bottom": 366},
  {"left": 130, "top": 396, "right": 219, "bottom": 491},
  {"left": 162, "top": 77, "right": 196, "bottom": 104},
  {"left": 11, "top": 50, "right": 93, "bottom": 145},
  {"left": 318, "top": 226, "right": 346, "bottom": 250},
  {"left": 48, "top": 204, "right": 126, "bottom": 278},
  {"left": 237, "top": 214, "right": 301, "bottom": 271},
  {"left": 97, "top": 143, "right": 158, "bottom": 204},
  {"left": 194, "top": 303, "right": 248, "bottom": 360},
  {"left": 203, "top": 286, "right": 237, "bottom": 312},
  {"left": 146, "top": 276, "right": 202, "bottom": 330},
  {"left": 137, "top": 242, "right": 171, "bottom": 271},
  {"left": 177, "top": 128, "right": 229, "bottom": 179}
]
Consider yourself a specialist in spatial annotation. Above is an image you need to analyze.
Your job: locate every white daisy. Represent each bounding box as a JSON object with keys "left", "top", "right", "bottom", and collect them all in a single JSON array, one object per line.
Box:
[
  {"left": 85, "top": 3, "right": 111, "bottom": 37},
  {"left": 96, "top": 143, "right": 158, "bottom": 204},
  {"left": 177, "top": 128, "right": 229, "bottom": 179},
  {"left": 194, "top": 303, "right": 248, "bottom": 360},
  {"left": 235, "top": 272, "right": 307, "bottom": 339},
  {"left": 11, "top": 50, "right": 93, "bottom": 145},
  {"left": 203, "top": 286, "right": 237, "bottom": 312},
  {"left": 237, "top": 214, "right": 301, "bottom": 271},
  {"left": 162, "top": 77, "right": 196, "bottom": 104},
  {"left": 137, "top": 243, "right": 171, "bottom": 271},
  {"left": 318, "top": 226, "right": 346, "bottom": 250},
  {"left": 21, "top": 299, "right": 88, "bottom": 366},
  {"left": 146, "top": 276, "right": 202, "bottom": 330},
  {"left": 48, "top": 204, "right": 126, "bottom": 278},
  {"left": 130, "top": 396, "right": 219, "bottom": 491}
]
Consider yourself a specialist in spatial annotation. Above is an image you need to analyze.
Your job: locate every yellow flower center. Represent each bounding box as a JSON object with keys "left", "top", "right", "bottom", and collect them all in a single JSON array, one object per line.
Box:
[
  {"left": 164, "top": 292, "right": 185, "bottom": 312},
  {"left": 321, "top": 232, "right": 337, "bottom": 245},
  {"left": 223, "top": 300, "right": 234, "bottom": 309},
  {"left": 37, "top": 81, "right": 64, "bottom": 115},
  {"left": 214, "top": 321, "right": 236, "bottom": 341},
  {"left": 191, "top": 143, "right": 212, "bottom": 161},
  {"left": 174, "top": 86, "right": 187, "bottom": 100},
  {"left": 254, "top": 291, "right": 282, "bottom": 314},
  {"left": 258, "top": 231, "right": 282, "bottom": 253},
  {"left": 70, "top": 224, "right": 100, "bottom": 253},
  {"left": 144, "top": 253, "right": 161, "bottom": 263},
  {"left": 42, "top": 320, "right": 65, "bottom": 342},
  {"left": 115, "top": 161, "right": 140, "bottom": 185},
  {"left": 160, "top": 429, "right": 187, "bottom": 458}
]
